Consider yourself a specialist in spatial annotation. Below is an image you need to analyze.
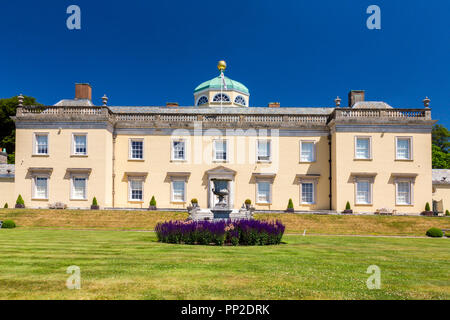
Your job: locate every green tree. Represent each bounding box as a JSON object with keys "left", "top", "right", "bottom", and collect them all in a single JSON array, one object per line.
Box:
[
  {"left": 0, "top": 95, "right": 42, "bottom": 164},
  {"left": 432, "top": 124, "right": 450, "bottom": 169},
  {"left": 432, "top": 124, "right": 450, "bottom": 153}
]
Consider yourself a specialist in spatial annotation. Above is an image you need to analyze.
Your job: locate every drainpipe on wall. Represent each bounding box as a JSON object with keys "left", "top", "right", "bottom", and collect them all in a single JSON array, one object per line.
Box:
[
  {"left": 328, "top": 134, "right": 332, "bottom": 210},
  {"left": 112, "top": 133, "right": 117, "bottom": 208}
]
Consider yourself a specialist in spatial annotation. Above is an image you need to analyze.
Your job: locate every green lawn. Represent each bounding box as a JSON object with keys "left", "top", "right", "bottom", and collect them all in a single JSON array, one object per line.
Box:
[{"left": 0, "top": 229, "right": 448, "bottom": 299}]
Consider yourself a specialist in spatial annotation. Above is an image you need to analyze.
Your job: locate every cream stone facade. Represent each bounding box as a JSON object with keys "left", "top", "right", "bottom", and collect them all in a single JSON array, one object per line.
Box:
[{"left": 3, "top": 66, "right": 443, "bottom": 215}]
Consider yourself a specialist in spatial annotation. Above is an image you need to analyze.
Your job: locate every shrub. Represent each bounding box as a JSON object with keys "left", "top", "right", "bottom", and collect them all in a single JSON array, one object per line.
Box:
[
  {"left": 345, "top": 201, "right": 351, "bottom": 210},
  {"left": 425, "top": 202, "right": 431, "bottom": 212},
  {"left": 150, "top": 196, "right": 157, "bottom": 207},
  {"left": 446, "top": 210, "right": 450, "bottom": 216},
  {"left": 245, "top": 199, "right": 252, "bottom": 205},
  {"left": 92, "top": 197, "right": 98, "bottom": 206},
  {"left": 155, "top": 219, "right": 285, "bottom": 246},
  {"left": 16, "top": 195, "right": 24, "bottom": 206},
  {"left": 287, "top": 199, "right": 294, "bottom": 209},
  {"left": 191, "top": 198, "right": 198, "bottom": 204},
  {"left": 3, "top": 203, "right": 7, "bottom": 208},
  {"left": 426, "top": 227, "right": 443, "bottom": 238},
  {"left": 1, "top": 220, "right": 16, "bottom": 229}
]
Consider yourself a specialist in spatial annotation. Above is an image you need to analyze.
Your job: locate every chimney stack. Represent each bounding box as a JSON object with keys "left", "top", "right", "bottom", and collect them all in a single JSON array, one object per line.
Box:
[
  {"left": 348, "top": 90, "right": 365, "bottom": 107},
  {"left": 166, "top": 102, "right": 179, "bottom": 107},
  {"left": 268, "top": 102, "right": 280, "bottom": 108},
  {"left": 75, "top": 83, "right": 92, "bottom": 101}
]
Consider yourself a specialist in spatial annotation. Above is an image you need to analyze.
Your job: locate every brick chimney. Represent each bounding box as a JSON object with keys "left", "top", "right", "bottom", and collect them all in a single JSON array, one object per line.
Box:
[
  {"left": 348, "top": 90, "right": 365, "bottom": 107},
  {"left": 268, "top": 102, "right": 280, "bottom": 108},
  {"left": 0, "top": 149, "right": 7, "bottom": 164},
  {"left": 75, "top": 83, "right": 92, "bottom": 100},
  {"left": 166, "top": 102, "right": 179, "bottom": 107}
]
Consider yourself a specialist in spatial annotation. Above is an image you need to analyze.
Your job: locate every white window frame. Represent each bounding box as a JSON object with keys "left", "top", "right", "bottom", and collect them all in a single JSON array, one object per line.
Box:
[
  {"left": 33, "top": 132, "right": 49, "bottom": 155},
  {"left": 395, "top": 179, "right": 414, "bottom": 205},
  {"left": 171, "top": 179, "right": 186, "bottom": 203},
  {"left": 300, "top": 140, "right": 316, "bottom": 163},
  {"left": 196, "top": 95, "right": 209, "bottom": 106},
  {"left": 128, "top": 178, "right": 144, "bottom": 202},
  {"left": 395, "top": 137, "right": 413, "bottom": 160},
  {"left": 354, "top": 136, "right": 372, "bottom": 160},
  {"left": 32, "top": 176, "right": 49, "bottom": 200},
  {"left": 213, "top": 139, "right": 228, "bottom": 162},
  {"left": 300, "top": 181, "right": 316, "bottom": 205},
  {"left": 256, "top": 139, "right": 271, "bottom": 162},
  {"left": 256, "top": 180, "right": 272, "bottom": 204},
  {"left": 354, "top": 178, "right": 373, "bottom": 205},
  {"left": 72, "top": 133, "right": 88, "bottom": 156},
  {"left": 129, "top": 138, "right": 144, "bottom": 160},
  {"left": 171, "top": 139, "right": 187, "bottom": 161},
  {"left": 70, "top": 175, "right": 88, "bottom": 200}
]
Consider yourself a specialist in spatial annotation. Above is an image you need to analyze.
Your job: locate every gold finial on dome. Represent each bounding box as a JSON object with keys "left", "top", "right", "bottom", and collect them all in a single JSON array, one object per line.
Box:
[{"left": 217, "top": 60, "right": 227, "bottom": 71}]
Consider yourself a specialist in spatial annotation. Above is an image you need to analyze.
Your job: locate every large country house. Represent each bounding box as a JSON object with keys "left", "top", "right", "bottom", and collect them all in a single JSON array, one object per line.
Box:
[{"left": 0, "top": 62, "right": 447, "bottom": 215}]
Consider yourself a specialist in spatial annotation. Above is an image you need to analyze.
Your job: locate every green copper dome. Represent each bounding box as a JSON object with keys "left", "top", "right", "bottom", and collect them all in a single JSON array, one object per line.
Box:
[{"left": 194, "top": 76, "right": 249, "bottom": 95}]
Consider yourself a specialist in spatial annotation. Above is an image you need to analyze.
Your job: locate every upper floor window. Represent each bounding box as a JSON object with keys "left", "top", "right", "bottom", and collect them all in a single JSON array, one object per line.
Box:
[
  {"left": 33, "top": 177, "right": 48, "bottom": 199},
  {"left": 197, "top": 96, "right": 208, "bottom": 106},
  {"left": 129, "top": 139, "right": 144, "bottom": 160},
  {"left": 212, "top": 93, "right": 230, "bottom": 102},
  {"left": 172, "top": 140, "right": 186, "bottom": 161},
  {"left": 172, "top": 180, "right": 186, "bottom": 202},
  {"left": 257, "top": 140, "right": 271, "bottom": 162},
  {"left": 396, "top": 180, "right": 412, "bottom": 205},
  {"left": 71, "top": 176, "right": 87, "bottom": 200},
  {"left": 34, "top": 133, "right": 49, "bottom": 155},
  {"left": 73, "top": 134, "right": 87, "bottom": 155},
  {"left": 396, "top": 137, "right": 412, "bottom": 160},
  {"left": 300, "top": 141, "right": 315, "bottom": 162},
  {"left": 256, "top": 181, "right": 271, "bottom": 204},
  {"left": 234, "top": 95, "right": 246, "bottom": 106},
  {"left": 213, "top": 140, "right": 227, "bottom": 161},
  {"left": 355, "top": 137, "right": 371, "bottom": 159}
]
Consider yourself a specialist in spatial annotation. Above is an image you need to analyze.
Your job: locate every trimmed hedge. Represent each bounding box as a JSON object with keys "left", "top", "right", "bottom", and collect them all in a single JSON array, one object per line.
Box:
[
  {"left": 1, "top": 220, "right": 16, "bottom": 229},
  {"left": 426, "top": 227, "right": 443, "bottom": 238},
  {"left": 155, "top": 219, "right": 285, "bottom": 246}
]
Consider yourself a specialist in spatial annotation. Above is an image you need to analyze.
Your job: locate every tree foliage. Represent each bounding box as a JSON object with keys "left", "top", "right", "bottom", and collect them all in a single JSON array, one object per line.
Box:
[
  {"left": 432, "top": 124, "right": 450, "bottom": 169},
  {"left": 0, "top": 95, "right": 41, "bottom": 164}
]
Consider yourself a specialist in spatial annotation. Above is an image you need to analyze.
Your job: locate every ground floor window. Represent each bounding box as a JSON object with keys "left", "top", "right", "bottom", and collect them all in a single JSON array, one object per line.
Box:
[
  {"left": 396, "top": 180, "right": 412, "bottom": 205},
  {"left": 129, "top": 179, "right": 143, "bottom": 201},
  {"left": 34, "top": 177, "right": 48, "bottom": 199},
  {"left": 355, "top": 180, "right": 372, "bottom": 205},
  {"left": 71, "top": 177, "right": 87, "bottom": 200},
  {"left": 256, "top": 181, "right": 271, "bottom": 204},
  {"left": 172, "top": 180, "right": 186, "bottom": 202},
  {"left": 301, "top": 182, "right": 315, "bottom": 204}
]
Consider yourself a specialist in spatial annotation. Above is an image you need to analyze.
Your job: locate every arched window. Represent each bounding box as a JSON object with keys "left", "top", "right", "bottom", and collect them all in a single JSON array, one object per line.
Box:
[
  {"left": 197, "top": 96, "right": 208, "bottom": 106},
  {"left": 212, "top": 93, "right": 230, "bottom": 102},
  {"left": 234, "top": 95, "right": 246, "bottom": 106}
]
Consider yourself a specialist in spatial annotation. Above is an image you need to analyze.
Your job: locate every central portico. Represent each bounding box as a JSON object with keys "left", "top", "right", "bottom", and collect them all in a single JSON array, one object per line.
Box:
[{"left": 206, "top": 166, "right": 236, "bottom": 209}]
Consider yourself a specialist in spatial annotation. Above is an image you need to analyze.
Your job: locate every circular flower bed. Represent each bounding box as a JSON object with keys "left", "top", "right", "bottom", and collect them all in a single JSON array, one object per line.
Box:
[{"left": 155, "top": 219, "right": 285, "bottom": 246}]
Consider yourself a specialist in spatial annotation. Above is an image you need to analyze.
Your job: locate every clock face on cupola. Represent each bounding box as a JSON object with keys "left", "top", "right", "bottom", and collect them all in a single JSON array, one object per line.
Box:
[{"left": 194, "top": 60, "right": 250, "bottom": 108}]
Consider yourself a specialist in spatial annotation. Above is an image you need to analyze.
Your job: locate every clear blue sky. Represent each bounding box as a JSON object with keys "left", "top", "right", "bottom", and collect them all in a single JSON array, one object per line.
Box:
[{"left": 1, "top": 0, "right": 449, "bottom": 126}]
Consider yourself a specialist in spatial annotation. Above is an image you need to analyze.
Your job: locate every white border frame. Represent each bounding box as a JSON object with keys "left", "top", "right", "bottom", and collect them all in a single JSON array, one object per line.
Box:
[
  {"left": 256, "top": 139, "right": 272, "bottom": 163},
  {"left": 33, "top": 132, "right": 49, "bottom": 155},
  {"left": 213, "top": 139, "right": 228, "bottom": 162},
  {"left": 128, "top": 178, "right": 144, "bottom": 202},
  {"left": 72, "top": 133, "right": 88, "bottom": 156},
  {"left": 32, "top": 175, "right": 49, "bottom": 200},
  {"left": 171, "top": 139, "right": 188, "bottom": 161},
  {"left": 354, "top": 178, "right": 373, "bottom": 205},
  {"left": 354, "top": 136, "right": 372, "bottom": 160},
  {"left": 300, "top": 180, "right": 316, "bottom": 205},
  {"left": 129, "top": 138, "right": 145, "bottom": 160},
  {"left": 70, "top": 174, "right": 88, "bottom": 201},
  {"left": 395, "top": 179, "right": 414, "bottom": 205},
  {"left": 255, "top": 180, "right": 272, "bottom": 205},
  {"left": 171, "top": 179, "right": 186, "bottom": 203},
  {"left": 395, "top": 136, "right": 413, "bottom": 161},
  {"left": 299, "top": 140, "right": 316, "bottom": 163}
]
